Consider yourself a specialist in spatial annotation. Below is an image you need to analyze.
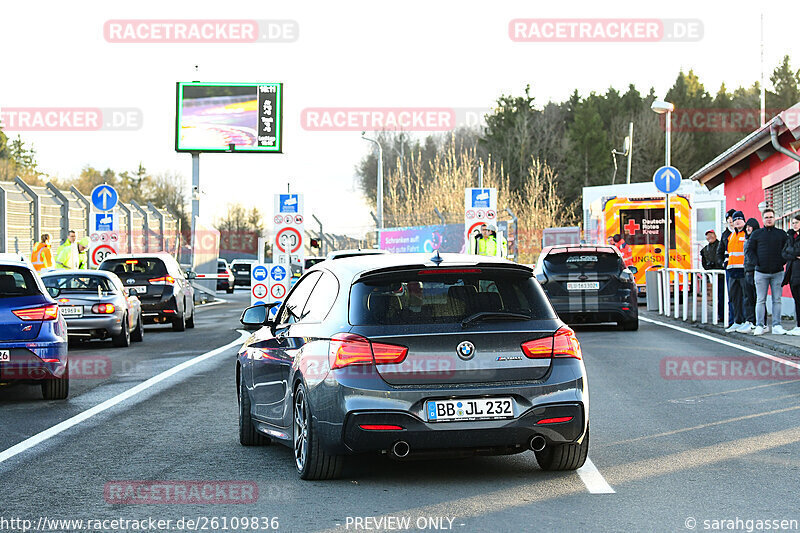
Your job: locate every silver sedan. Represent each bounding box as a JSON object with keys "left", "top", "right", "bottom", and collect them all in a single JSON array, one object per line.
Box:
[{"left": 40, "top": 270, "right": 143, "bottom": 347}]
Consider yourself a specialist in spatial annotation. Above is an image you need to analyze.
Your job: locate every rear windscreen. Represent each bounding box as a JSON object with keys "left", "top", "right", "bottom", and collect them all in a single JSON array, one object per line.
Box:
[
  {"left": 349, "top": 270, "right": 554, "bottom": 325},
  {"left": 100, "top": 258, "right": 167, "bottom": 277},
  {"left": 42, "top": 275, "right": 114, "bottom": 292},
  {"left": 544, "top": 253, "right": 622, "bottom": 272},
  {"left": 0, "top": 267, "right": 39, "bottom": 298}
]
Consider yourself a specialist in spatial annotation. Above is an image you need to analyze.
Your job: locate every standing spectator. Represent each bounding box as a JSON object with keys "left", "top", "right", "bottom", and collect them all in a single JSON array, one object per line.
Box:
[
  {"left": 737, "top": 218, "right": 761, "bottom": 332},
  {"left": 781, "top": 215, "right": 800, "bottom": 335},
  {"left": 746, "top": 208, "right": 789, "bottom": 335},
  {"left": 721, "top": 212, "right": 747, "bottom": 332},
  {"left": 721, "top": 209, "right": 735, "bottom": 242},
  {"left": 701, "top": 229, "right": 724, "bottom": 322}
]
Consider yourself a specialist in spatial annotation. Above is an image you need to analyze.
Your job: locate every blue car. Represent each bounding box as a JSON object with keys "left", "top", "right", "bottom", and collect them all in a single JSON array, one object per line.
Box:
[{"left": 0, "top": 259, "right": 69, "bottom": 400}]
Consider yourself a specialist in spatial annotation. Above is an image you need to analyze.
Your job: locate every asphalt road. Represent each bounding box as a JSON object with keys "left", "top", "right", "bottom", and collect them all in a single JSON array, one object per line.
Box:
[{"left": 2, "top": 291, "right": 800, "bottom": 533}]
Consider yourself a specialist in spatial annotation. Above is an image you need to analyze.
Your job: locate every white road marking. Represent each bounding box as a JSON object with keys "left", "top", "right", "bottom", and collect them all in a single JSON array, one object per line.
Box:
[
  {"left": 640, "top": 316, "right": 800, "bottom": 371},
  {"left": 0, "top": 330, "right": 248, "bottom": 465},
  {"left": 577, "top": 458, "right": 615, "bottom": 494}
]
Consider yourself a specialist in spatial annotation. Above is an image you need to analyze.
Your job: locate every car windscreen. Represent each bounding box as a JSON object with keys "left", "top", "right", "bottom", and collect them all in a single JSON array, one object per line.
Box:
[
  {"left": 544, "top": 252, "right": 622, "bottom": 272},
  {"left": 0, "top": 266, "right": 40, "bottom": 298},
  {"left": 349, "top": 269, "right": 554, "bottom": 325},
  {"left": 42, "top": 274, "right": 114, "bottom": 292},
  {"left": 100, "top": 258, "right": 167, "bottom": 277}
]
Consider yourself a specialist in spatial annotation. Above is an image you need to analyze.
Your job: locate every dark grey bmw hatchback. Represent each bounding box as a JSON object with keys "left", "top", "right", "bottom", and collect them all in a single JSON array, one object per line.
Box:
[{"left": 237, "top": 253, "right": 589, "bottom": 480}]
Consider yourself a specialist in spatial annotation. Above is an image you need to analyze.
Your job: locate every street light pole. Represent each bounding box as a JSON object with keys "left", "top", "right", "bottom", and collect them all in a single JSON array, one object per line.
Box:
[
  {"left": 361, "top": 133, "right": 384, "bottom": 230},
  {"left": 651, "top": 100, "right": 675, "bottom": 270}
]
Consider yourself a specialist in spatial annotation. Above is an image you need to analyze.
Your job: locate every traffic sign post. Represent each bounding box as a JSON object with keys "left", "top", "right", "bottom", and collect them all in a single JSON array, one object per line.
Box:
[
  {"left": 272, "top": 193, "right": 305, "bottom": 281},
  {"left": 89, "top": 196, "right": 120, "bottom": 267},
  {"left": 251, "top": 263, "right": 272, "bottom": 306},
  {"left": 464, "top": 188, "right": 497, "bottom": 254},
  {"left": 653, "top": 165, "right": 681, "bottom": 270}
]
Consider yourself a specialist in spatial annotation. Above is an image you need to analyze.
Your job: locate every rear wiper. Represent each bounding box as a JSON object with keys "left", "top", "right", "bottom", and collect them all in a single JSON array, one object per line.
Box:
[{"left": 461, "top": 311, "right": 532, "bottom": 328}]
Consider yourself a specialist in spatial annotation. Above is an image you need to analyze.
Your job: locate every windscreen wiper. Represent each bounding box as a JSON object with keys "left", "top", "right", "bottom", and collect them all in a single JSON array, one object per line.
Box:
[{"left": 461, "top": 311, "right": 532, "bottom": 328}]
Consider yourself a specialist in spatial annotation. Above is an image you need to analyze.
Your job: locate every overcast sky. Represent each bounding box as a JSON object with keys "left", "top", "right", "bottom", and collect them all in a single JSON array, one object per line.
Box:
[{"left": 2, "top": 1, "right": 797, "bottom": 236}]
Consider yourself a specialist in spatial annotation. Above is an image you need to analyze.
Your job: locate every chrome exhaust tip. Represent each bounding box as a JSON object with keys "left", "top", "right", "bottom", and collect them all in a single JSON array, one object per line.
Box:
[
  {"left": 529, "top": 435, "right": 546, "bottom": 452},
  {"left": 391, "top": 441, "right": 410, "bottom": 458}
]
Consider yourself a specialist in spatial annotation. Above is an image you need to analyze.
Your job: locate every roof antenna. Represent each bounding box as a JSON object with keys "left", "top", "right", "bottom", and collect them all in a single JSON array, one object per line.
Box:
[{"left": 430, "top": 250, "right": 443, "bottom": 266}]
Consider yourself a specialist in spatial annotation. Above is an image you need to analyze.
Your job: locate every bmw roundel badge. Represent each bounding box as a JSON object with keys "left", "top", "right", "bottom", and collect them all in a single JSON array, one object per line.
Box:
[{"left": 456, "top": 341, "right": 476, "bottom": 360}]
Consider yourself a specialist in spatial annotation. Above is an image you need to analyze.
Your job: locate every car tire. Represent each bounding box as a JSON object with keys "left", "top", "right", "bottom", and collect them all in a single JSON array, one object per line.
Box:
[
  {"left": 620, "top": 318, "right": 639, "bottom": 331},
  {"left": 535, "top": 425, "right": 589, "bottom": 471},
  {"left": 186, "top": 305, "right": 195, "bottom": 329},
  {"left": 131, "top": 314, "right": 144, "bottom": 342},
  {"left": 41, "top": 362, "right": 69, "bottom": 400},
  {"left": 172, "top": 310, "right": 186, "bottom": 332},
  {"left": 112, "top": 314, "right": 131, "bottom": 347},
  {"left": 238, "top": 367, "right": 271, "bottom": 446},
  {"left": 294, "top": 382, "right": 342, "bottom": 480}
]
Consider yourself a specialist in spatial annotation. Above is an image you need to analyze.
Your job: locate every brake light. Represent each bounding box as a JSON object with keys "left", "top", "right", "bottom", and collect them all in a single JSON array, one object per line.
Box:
[
  {"left": 553, "top": 327, "right": 582, "bottom": 360},
  {"left": 521, "top": 337, "right": 553, "bottom": 359},
  {"left": 148, "top": 276, "right": 175, "bottom": 285},
  {"left": 125, "top": 260, "right": 139, "bottom": 264},
  {"left": 92, "top": 303, "right": 115, "bottom": 314},
  {"left": 521, "top": 327, "right": 582, "bottom": 360},
  {"left": 358, "top": 424, "right": 404, "bottom": 431},
  {"left": 13, "top": 304, "right": 59, "bottom": 321},
  {"left": 329, "top": 333, "right": 408, "bottom": 369},
  {"left": 418, "top": 268, "right": 482, "bottom": 275},
  {"left": 536, "top": 416, "right": 574, "bottom": 425}
]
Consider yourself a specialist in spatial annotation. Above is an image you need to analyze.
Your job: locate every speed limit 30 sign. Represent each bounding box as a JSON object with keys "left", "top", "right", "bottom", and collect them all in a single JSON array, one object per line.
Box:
[
  {"left": 274, "top": 227, "right": 303, "bottom": 254},
  {"left": 91, "top": 244, "right": 116, "bottom": 267}
]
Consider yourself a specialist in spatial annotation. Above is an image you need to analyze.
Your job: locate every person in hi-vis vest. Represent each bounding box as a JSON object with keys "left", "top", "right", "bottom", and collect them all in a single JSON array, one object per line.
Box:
[
  {"left": 55, "top": 230, "right": 79, "bottom": 269},
  {"left": 722, "top": 211, "right": 748, "bottom": 332},
  {"left": 31, "top": 233, "right": 54, "bottom": 272},
  {"left": 477, "top": 223, "right": 508, "bottom": 257}
]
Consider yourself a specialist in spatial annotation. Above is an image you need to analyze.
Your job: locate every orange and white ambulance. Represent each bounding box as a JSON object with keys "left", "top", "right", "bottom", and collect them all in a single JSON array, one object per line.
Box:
[{"left": 587, "top": 195, "right": 693, "bottom": 291}]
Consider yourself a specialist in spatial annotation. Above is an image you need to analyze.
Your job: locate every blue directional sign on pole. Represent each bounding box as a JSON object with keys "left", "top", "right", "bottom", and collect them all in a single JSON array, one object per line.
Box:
[
  {"left": 652, "top": 165, "right": 682, "bottom": 194},
  {"left": 91, "top": 184, "right": 119, "bottom": 212},
  {"left": 252, "top": 265, "right": 269, "bottom": 282}
]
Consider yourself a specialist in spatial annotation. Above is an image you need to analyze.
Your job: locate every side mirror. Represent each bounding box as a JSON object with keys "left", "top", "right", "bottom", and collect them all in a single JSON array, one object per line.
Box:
[
  {"left": 47, "top": 286, "right": 60, "bottom": 298},
  {"left": 628, "top": 266, "right": 638, "bottom": 274},
  {"left": 185, "top": 270, "right": 197, "bottom": 280},
  {"left": 240, "top": 303, "right": 279, "bottom": 330}
]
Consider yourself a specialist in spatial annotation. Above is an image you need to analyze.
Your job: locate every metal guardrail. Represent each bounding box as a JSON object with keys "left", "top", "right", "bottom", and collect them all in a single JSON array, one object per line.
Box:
[{"left": 657, "top": 268, "right": 728, "bottom": 326}]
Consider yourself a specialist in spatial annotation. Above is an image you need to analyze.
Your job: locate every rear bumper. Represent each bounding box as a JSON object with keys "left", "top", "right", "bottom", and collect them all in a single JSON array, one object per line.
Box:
[
  {"left": 342, "top": 403, "right": 585, "bottom": 453},
  {"left": 0, "top": 342, "right": 68, "bottom": 383},
  {"left": 550, "top": 291, "right": 638, "bottom": 324},
  {"left": 141, "top": 295, "right": 178, "bottom": 323},
  {"left": 64, "top": 316, "right": 124, "bottom": 338}
]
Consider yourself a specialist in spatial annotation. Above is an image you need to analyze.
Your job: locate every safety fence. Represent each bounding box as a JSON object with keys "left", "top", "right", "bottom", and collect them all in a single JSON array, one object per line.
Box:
[
  {"left": 656, "top": 268, "right": 729, "bottom": 326},
  {"left": 0, "top": 177, "right": 180, "bottom": 258}
]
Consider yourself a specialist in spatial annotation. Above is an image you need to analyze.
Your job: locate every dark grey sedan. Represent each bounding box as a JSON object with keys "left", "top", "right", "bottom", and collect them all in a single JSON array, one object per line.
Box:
[
  {"left": 236, "top": 253, "right": 589, "bottom": 480},
  {"left": 41, "top": 270, "right": 143, "bottom": 347}
]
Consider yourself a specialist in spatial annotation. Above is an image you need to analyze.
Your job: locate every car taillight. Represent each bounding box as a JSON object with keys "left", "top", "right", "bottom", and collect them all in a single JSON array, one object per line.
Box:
[
  {"left": 13, "top": 304, "right": 59, "bottom": 321},
  {"left": 521, "top": 337, "right": 553, "bottom": 359},
  {"left": 553, "top": 327, "right": 582, "bottom": 360},
  {"left": 148, "top": 276, "right": 175, "bottom": 285},
  {"left": 92, "top": 303, "right": 115, "bottom": 314},
  {"left": 521, "top": 327, "right": 582, "bottom": 360},
  {"left": 329, "top": 333, "right": 408, "bottom": 369}
]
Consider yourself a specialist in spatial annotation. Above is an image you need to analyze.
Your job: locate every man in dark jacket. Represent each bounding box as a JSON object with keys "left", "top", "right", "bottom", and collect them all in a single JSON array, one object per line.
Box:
[
  {"left": 701, "top": 229, "right": 724, "bottom": 322},
  {"left": 737, "top": 218, "right": 761, "bottom": 332},
  {"left": 782, "top": 215, "right": 800, "bottom": 336},
  {"left": 746, "top": 208, "right": 789, "bottom": 335},
  {"left": 720, "top": 209, "right": 735, "bottom": 243}
]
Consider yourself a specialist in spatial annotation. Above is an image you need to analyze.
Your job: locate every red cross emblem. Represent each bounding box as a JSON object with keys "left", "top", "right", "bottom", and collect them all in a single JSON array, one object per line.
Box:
[{"left": 624, "top": 219, "right": 640, "bottom": 236}]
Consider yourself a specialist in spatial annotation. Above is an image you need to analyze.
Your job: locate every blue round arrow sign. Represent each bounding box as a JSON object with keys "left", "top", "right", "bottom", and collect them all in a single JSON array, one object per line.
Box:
[
  {"left": 91, "top": 185, "right": 119, "bottom": 212},
  {"left": 653, "top": 165, "right": 682, "bottom": 194}
]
